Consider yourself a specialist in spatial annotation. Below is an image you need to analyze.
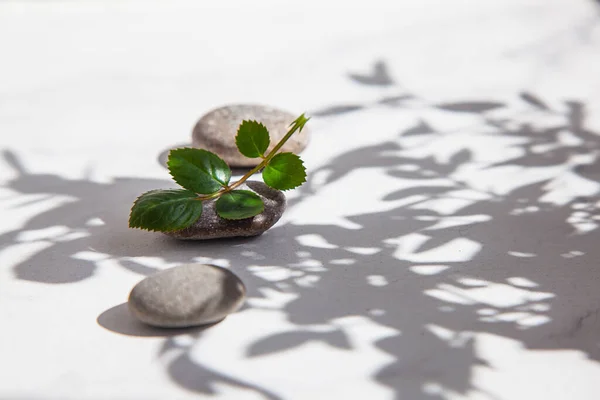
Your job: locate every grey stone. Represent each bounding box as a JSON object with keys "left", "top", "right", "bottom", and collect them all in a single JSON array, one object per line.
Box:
[
  {"left": 128, "top": 263, "right": 246, "bottom": 328},
  {"left": 192, "top": 104, "right": 310, "bottom": 167},
  {"left": 163, "top": 181, "right": 285, "bottom": 240}
]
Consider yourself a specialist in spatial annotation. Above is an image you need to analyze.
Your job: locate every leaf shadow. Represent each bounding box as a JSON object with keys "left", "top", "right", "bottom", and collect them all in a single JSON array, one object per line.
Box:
[{"left": 3, "top": 86, "right": 600, "bottom": 399}]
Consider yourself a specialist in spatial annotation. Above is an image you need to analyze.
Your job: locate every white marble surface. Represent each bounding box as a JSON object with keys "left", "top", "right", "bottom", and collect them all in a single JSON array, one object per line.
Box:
[{"left": 1, "top": 1, "right": 600, "bottom": 399}]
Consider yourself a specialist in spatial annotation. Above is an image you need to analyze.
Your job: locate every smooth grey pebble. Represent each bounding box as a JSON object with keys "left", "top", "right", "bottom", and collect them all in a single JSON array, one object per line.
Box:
[
  {"left": 192, "top": 104, "right": 310, "bottom": 167},
  {"left": 128, "top": 263, "right": 246, "bottom": 328},
  {"left": 163, "top": 181, "right": 285, "bottom": 240}
]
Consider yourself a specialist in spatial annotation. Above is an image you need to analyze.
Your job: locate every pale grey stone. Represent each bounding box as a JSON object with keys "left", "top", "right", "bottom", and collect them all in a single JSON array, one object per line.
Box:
[
  {"left": 163, "top": 181, "right": 285, "bottom": 240},
  {"left": 192, "top": 104, "right": 309, "bottom": 167},
  {"left": 128, "top": 263, "right": 246, "bottom": 328}
]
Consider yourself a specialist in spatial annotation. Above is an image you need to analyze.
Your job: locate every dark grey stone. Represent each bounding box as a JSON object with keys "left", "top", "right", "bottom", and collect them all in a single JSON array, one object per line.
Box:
[
  {"left": 163, "top": 181, "right": 285, "bottom": 240},
  {"left": 192, "top": 104, "right": 309, "bottom": 167},
  {"left": 128, "top": 263, "right": 246, "bottom": 328}
]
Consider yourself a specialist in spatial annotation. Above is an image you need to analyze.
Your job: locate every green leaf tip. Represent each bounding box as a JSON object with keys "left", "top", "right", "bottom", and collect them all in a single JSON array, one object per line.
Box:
[
  {"left": 129, "top": 189, "right": 202, "bottom": 232},
  {"left": 216, "top": 190, "right": 265, "bottom": 220},
  {"left": 235, "top": 120, "right": 271, "bottom": 158},
  {"left": 289, "top": 113, "right": 311, "bottom": 132},
  {"left": 167, "top": 147, "right": 231, "bottom": 194},
  {"left": 262, "top": 152, "right": 307, "bottom": 191}
]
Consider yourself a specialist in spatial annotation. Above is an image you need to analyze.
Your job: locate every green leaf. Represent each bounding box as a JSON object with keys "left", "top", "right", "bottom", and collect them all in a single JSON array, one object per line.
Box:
[
  {"left": 167, "top": 148, "right": 231, "bottom": 194},
  {"left": 129, "top": 189, "right": 203, "bottom": 232},
  {"left": 262, "top": 152, "right": 306, "bottom": 191},
  {"left": 216, "top": 190, "right": 265, "bottom": 220},
  {"left": 235, "top": 120, "right": 270, "bottom": 158}
]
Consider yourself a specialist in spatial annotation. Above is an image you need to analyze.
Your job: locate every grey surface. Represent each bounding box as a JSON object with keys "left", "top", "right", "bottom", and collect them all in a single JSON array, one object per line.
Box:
[
  {"left": 163, "top": 181, "right": 286, "bottom": 240},
  {"left": 128, "top": 263, "right": 246, "bottom": 328},
  {"left": 192, "top": 104, "right": 309, "bottom": 167}
]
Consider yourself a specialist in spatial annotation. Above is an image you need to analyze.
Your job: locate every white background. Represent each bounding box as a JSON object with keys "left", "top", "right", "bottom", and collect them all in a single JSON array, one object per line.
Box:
[{"left": 1, "top": 1, "right": 600, "bottom": 399}]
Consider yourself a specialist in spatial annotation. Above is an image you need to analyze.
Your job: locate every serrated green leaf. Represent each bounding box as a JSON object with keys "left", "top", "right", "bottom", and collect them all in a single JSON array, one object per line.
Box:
[
  {"left": 129, "top": 189, "right": 202, "bottom": 232},
  {"left": 167, "top": 148, "right": 231, "bottom": 194},
  {"left": 262, "top": 152, "right": 306, "bottom": 191},
  {"left": 235, "top": 120, "right": 270, "bottom": 158},
  {"left": 216, "top": 190, "right": 265, "bottom": 220}
]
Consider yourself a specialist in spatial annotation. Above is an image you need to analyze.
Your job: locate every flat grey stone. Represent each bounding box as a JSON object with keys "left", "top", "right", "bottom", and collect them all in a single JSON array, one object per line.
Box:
[
  {"left": 128, "top": 264, "right": 246, "bottom": 328},
  {"left": 163, "top": 181, "right": 285, "bottom": 240},
  {"left": 192, "top": 104, "right": 309, "bottom": 167}
]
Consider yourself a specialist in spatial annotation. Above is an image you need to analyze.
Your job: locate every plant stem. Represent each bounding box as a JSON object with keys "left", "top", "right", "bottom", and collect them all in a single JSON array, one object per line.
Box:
[{"left": 196, "top": 116, "right": 309, "bottom": 201}]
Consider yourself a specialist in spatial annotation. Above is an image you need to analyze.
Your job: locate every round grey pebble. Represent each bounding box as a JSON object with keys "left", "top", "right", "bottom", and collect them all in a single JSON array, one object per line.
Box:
[
  {"left": 128, "top": 264, "right": 246, "bottom": 328},
  {"left": 192, "top": 104, "right": 310, "bottom": 167},
  {"left": 163, "top": 181, "right": 285, "bottom": 240}
]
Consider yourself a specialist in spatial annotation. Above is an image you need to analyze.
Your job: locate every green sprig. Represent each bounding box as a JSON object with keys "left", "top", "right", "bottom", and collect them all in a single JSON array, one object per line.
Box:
[{"left": 129, "top": 113, "right": 310, "bottom": 232}]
